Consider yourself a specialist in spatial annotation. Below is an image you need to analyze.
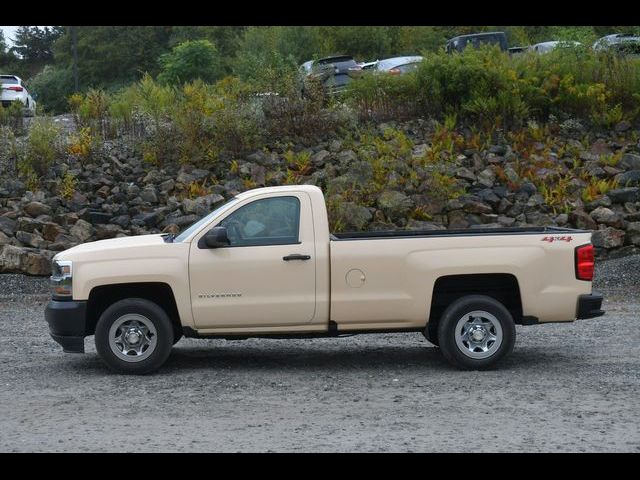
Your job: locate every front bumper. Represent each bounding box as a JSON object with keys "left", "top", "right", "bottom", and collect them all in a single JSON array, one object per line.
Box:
[
  {"left": 44, "top": 300, "right": 88, "bottom": 353},
  {"left": 576, "top": 292, "right": 605, "bottom": 319}
]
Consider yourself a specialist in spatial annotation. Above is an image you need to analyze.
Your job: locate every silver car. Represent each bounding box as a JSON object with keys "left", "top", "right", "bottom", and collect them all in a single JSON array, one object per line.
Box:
[
  {"left": 593, "top": 33, "right": 640, "bottom": 54},
  {"left": 373, "top": 56, "right": 423, "bottom": 75},
  {"left": 528, "top": 41, "right": 582, "bottom": 54}
]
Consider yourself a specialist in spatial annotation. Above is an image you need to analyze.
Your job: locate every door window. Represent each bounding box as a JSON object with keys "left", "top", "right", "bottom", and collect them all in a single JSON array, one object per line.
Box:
[{"left": 219, "top": 196, "right": 301, "bottom": 246}]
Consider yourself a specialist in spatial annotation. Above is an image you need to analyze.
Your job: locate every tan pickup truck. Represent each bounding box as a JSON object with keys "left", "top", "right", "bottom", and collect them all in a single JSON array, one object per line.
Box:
[{"left": 45, "top": 185, "right": 604, "bottom": 374}]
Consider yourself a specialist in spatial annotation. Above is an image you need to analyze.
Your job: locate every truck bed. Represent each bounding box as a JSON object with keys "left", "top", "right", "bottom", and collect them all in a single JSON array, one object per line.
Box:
[{"left": 331, "top": 226, "right": 585, "bottom": 240}]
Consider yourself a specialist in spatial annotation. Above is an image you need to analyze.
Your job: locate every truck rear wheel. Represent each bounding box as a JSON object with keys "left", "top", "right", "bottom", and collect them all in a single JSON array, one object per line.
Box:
[
  {"left": 95, "top": 298, "right": 174, "bottom": 375},
  {"left": 437, "top": 295, "right": 515, "bottom": 370}
]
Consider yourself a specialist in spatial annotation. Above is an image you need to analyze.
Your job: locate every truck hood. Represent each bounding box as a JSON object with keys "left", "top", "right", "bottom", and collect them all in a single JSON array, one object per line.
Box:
[{"left": 54, "top": 234, "right": 170, "bottom": 262}]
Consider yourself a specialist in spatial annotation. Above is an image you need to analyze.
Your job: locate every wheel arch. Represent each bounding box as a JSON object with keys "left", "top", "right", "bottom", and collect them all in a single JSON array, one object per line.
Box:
[
  {"left": 86, "top": 282, "right": 182, "bottom": 337},
  {"left": 428, "top": 273, "right": 523, "bottom": 333}
]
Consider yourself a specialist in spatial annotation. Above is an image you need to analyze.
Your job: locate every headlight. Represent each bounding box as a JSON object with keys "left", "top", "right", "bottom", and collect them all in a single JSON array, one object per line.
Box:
[{"left": 50, "top": 260, "right": 73, "bottom": 299}]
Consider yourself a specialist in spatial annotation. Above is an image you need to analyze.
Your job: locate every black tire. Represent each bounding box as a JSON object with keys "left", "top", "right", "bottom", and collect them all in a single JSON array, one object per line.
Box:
[
  {"left": 437, "top": 295, "right": 515, "bottom": 370},
  {"left": 95, "top": 298, "right": 174, "bottom": 375}
]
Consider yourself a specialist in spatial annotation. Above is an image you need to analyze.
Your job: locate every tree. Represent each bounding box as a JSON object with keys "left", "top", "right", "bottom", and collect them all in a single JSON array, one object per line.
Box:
[
  {"left": 168, "top": 26, "right": 244, "bottom": 72},
  {"left": 158, "top": 40, "right": 223, "bottom": 85},
  {"left": 53, "top": 26, "right": 172, "bottom": 90},
  {"left": 10, "top": 26, "right": 64, "bottom": 64},
  {"left": 317, "top": 26, "right": 395, "bottom": 60}
]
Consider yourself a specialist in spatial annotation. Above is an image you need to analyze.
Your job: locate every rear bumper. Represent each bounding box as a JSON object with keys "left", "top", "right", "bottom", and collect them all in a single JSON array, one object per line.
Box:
[
  {"left": 576, "top": 292, "right": 605, "bottom": 319},
  {"left": 45, "top": 300, "right": 88, "bottom": 353}
]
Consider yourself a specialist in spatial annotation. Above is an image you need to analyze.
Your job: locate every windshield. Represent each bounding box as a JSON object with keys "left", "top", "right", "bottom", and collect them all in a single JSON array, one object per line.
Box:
[{"left": 173, "top": 197, "right": 242, "bottom": 242}]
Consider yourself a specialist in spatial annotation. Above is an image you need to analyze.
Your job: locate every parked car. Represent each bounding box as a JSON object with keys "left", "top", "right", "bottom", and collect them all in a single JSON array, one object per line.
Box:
[
  {"left": 357, "top": 60, "right": 379, "bottom": 70},
  {"left": 445, "top": 32, "right": 508, "bottom": 53},
  {"left": 0, "top": 75, "right": 37, "bottom": 116},
  {"left": 593, "top": 33, "right": 640, "bottom": 55},
  {"left": 373, "top": 56, "right": 423, "bottom": 75},
  {"left": 45, "top": 184, "right": 604, "bottom": 374},
  {"left": 528, "top": 41, "right": 582, "bottom": 54},
  {"left": 299, "top": 55, "right": 362, "bottom": 96},
  {"left": 507, "top": 46, "right": 528, "bottom": 55}
]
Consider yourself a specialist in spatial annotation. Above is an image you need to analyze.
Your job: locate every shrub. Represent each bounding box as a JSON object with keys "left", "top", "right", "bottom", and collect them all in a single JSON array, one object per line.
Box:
[
  {"left": 28, "top": 65, "right": 75, "bottom": 114},
  {"left": 17, "top": 118, "right": 63, "bottom": 178},
  {"left": 158, "top": 40, "right": 223, "bottom": 85},
  {"left": 345, "top": 70, "right": 420, "bottom": 122},
  {"left": 0, "top": 100, "right": 25, "bottom": 132},
  {"left": 58, "top": 171, "right": 76, "bottom": 199},
  {"left": 67, "top": 127, "right": 101, "bottom": 162}
]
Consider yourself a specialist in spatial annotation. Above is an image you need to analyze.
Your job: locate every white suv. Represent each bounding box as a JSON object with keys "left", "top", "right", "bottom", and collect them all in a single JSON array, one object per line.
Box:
[{"left": 1, "top": 75, "right": 37, "bottom": 117}]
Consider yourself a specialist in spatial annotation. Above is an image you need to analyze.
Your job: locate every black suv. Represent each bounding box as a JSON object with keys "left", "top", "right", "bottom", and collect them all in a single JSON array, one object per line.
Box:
[{"left": 299, "top": 55, "right": 362, "bottom": 96}]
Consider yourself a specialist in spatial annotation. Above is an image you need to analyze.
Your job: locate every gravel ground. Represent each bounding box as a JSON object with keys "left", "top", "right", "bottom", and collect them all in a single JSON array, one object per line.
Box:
[{"left": 0, "top": 256, "right": 639, "bottom": 452}]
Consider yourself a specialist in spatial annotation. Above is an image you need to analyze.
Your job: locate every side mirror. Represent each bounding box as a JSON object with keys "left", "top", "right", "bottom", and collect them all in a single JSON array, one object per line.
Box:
[{"left": 204, "top": 226, "right": 230, "bottom": 248}]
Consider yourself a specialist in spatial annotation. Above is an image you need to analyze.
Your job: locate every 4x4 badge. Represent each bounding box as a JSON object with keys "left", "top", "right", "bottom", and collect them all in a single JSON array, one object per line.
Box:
[{"left": 541, "top": 235, "right": 573, "bottom": 243}]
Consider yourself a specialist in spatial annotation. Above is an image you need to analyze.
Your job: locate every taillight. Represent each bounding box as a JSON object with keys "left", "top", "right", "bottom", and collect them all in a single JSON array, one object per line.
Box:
[
  {"left": 6, "top": 86, "right": 23, "bottom": 92},
  {"left": 575, "top": 244, "right": 595, "bottom": 281}
]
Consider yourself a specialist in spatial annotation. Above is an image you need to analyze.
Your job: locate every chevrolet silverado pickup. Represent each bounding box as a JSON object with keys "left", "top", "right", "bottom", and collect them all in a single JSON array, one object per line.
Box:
[{"left": 45, "top": 185, "right": 604, "bottom": 374}]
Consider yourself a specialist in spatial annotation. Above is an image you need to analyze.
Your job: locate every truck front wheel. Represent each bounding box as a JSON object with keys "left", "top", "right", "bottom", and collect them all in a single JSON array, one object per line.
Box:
[
  {"left": 95, "top": 298, "right": 174, "bottom": 374},
  {"left": 437, "top": 295, "right": 515, "bottom": 370}
]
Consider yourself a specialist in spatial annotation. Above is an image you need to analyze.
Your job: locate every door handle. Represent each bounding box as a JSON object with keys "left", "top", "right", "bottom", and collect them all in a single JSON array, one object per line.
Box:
[{"left": 283, "top": 254, "right": 311, "bottom": 261}]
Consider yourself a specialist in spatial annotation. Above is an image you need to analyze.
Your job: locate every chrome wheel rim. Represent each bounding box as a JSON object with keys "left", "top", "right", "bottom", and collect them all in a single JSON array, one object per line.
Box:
[
  {"left": 108, "top": 314, "right": 157, "bottom": 363},
  {"left": 454, "top": 310, "right": 503, "bottom": 359}
]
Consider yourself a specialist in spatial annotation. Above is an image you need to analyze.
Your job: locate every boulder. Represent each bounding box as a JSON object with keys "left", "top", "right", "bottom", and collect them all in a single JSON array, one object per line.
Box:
[
  {"left": 16, "top": 217, "right": 46, "bottom": 234},
  {"left": 159, "top": 179, "right": 175, "bottom": 193},
  {"left": 95, "top": 224, "right": 122, "bottom": 240},
  {"left": 405, "top": 220, "right": 445, "bottom": 231},
  {"left": 87, "top": 211, "right": 112, "bottom": 224},
  {"left": 333, "top": 201, "right": 372, "bottom": 230},
  {"left": 176, "top": 171, "right": 196, "bottom": 185},
  {"left": 49, "top": 234, "right": 79, "bottom": 251},
  {"left": 590, "top": 207, "right": 624, "bottom": 228},
  {"left": 462, "top": 200, "right": 493, "bottom": 214},
  {"left": 42, "top": 222, "right": 63, "bottom": 242},
  {"left": 455, "top": 168, "right": 476, "bottom": 183},
  {"left": 377, "top": 191, "right": 414, "bottom": 221},
  {"left": 447, "top": 210, "right": 470, "bottom": 229},
  {"left": 0, "top": 245, "right": 55, "bottom": 275},
  {"left": 477, "top": 168, "right": 496, "bottom": 188},
  {"left": 311, "top": 150, "right": 331, "bottom": 167},
  {"left": 111, "top": 215, "right": 131, "bottom": 228},
  {"left": 336, "top": 149, "right": 358, "bottom": 166},
  {"left": 607, "top": 188, "right": 639, "bottom": 204},
  {"left": 24, "top": 201, "right": 52, "bottom": 218},
  {"left": 616, "top": 170, "right": 640, "bottom": 187},
  {"left": 70, "top": 219, "right": 94, "bottom": 242},
  {"left": 15, "top": 231, "right": 49, "bottom": 249},
  {"left": 140, "top": 187, "right": 158, "bottom": 204},
  {"left": 620, "top": 153, "right": 640, "bottom": 170},
  {"left": 569, "top": 210, "right": 597, "bottom": 230},
  {"left": 0, "top": 216, "right": 16, "bottom": 236},
  {"left": 591, "top": 227, "right": 625, "bottom": 249},
  {"left": 142, "top": 169, "right": 164, "bottom": 184},
  {"left": 626, "top": 222, "right": 640, "bottom": 246}
]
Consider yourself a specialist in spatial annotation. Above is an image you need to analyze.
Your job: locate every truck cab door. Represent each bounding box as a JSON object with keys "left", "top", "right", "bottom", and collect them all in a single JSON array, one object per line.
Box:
[{"left": 188, "top": 192, "right": 317, "bottom": 330}]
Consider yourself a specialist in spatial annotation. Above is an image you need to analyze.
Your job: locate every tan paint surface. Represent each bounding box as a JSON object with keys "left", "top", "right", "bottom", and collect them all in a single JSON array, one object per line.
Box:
[{"left": 54, "top": 185, "right": 593, "bottom": 335}]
